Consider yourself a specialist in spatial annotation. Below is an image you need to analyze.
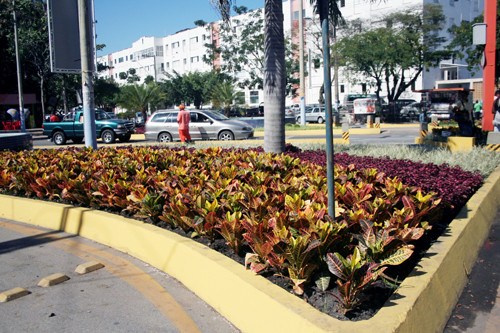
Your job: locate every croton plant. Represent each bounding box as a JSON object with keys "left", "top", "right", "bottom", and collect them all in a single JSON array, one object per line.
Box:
[{"left": 0, "top": 145, "right": 482, "bottom": 313}]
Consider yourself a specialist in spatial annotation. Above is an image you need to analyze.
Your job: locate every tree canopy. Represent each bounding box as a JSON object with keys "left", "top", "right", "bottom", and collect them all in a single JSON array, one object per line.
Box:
[{"left": 334, "top": 4, "right": 450, "bottom": 103}]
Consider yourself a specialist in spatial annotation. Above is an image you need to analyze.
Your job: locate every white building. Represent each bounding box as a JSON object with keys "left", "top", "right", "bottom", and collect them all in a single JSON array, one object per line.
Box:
[
  {"left": 290, "top": 0, "right": 485, "bottom": 105},
  {"left": 97, "top": 0, "right": 484, "bottom": 109}
]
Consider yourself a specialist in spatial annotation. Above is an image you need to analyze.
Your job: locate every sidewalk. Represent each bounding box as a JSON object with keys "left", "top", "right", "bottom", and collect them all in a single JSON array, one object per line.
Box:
[
  {"left": 0, "top": 218, "right": 239, "bottom": 333},
  {"left": 444, "top": 215, "right": 500, "bottom": 332}
]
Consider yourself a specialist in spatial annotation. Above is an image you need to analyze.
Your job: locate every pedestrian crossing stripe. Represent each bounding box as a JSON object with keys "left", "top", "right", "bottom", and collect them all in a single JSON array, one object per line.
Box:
[
  {"left": 486, "top": 144, "right": 500, "bottom": 152},
  {"left": 420, "top": 130, "right": 428, "bottom": 138}
]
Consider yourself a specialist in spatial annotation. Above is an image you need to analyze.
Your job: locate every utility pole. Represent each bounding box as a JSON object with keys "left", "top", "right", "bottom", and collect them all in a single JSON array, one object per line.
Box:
[
  {"left": 12, "top": 0, "right": 25, "bottom": 132},
  {"left": 78, "top": 0, "right": 97, "bottom": 148},
  {"left": 319, "top": 0, "right": 335, "bottom": 218},
  {"left": 299, "top": 0, "right": 306, "bottom": 126}
]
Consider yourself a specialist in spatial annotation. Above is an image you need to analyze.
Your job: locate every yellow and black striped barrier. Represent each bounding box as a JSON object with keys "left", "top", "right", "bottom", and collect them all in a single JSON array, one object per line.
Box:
[
  {"left": 420, "top": 130, "right": 428, "bottom": 138},
  {"left": 431, "top": 120, "right": 439, "bottom": 127},
  {"left": 486, "top": 144, "right": 500, "bottom": 152},
  {"left": 342, "top": 131, "right": 350, "bottom": 144},
  {"left": 374, "top": 122, "right": 380, "bottom": 128}
]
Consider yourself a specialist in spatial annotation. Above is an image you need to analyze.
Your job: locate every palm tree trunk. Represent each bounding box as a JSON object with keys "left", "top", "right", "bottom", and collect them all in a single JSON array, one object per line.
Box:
[{"left": 263, "top": 0, "right": 286, "bottom": 153}]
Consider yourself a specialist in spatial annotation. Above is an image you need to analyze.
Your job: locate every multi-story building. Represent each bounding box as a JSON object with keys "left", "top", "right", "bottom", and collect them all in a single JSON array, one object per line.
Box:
[
  {"left": 97, "top": 0, "right": 484, "bottom": 109},
  {"left": 288, "top": 0, "right": 485, "bottom": 105}
]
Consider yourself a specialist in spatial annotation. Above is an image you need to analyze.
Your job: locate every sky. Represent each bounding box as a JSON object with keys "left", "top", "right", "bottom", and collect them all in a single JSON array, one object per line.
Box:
[{"left": 94, "top": 0, "right": 266, "bottom": 55}]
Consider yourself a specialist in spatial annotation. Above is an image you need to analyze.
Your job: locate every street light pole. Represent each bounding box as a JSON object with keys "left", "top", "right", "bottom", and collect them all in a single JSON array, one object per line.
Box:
[
  {"left": 12, "top": 0, "right": 25, "bottom": 132},
  {"left": 78, "top": 0, "right": 97, "bottom": 148},
  {"left": 319, "top": 0, "right": 335, "bottom": 218},
  {"left": 299, "top": 0, "right": 306, "bottom": 126}
]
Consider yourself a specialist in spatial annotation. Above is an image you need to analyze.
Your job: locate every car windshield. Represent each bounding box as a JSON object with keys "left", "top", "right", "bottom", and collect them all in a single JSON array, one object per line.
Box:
[
  {"left": 95, "top": 110, "right": 112, "bottom": 120},
  {"left": 203, "top": 110, "right": 229, "bottom": 121}
]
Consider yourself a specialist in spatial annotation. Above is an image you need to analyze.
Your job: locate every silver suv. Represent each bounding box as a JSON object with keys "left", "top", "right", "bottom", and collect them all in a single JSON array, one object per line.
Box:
[
  {"left": 145, "top": 109, "right": 254, "bottom": 142},
  {"left": 296, "top": 106, "right": 326, "bottom": 124}
]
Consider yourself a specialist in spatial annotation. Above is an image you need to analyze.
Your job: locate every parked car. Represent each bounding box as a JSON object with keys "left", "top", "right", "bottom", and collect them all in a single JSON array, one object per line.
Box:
[
  {"left": 42, "top": 109, "right": 135, "bottom": 145},
  {"left": 400, "top": 102, "right": 423, "bottom": 119},
  {"left": 285, "top": 106, "right": 295, "bottom": 117},
  {"left": 145, "top": 109, "right": 254, "bottom": 142},
  {"left": 296, "top": 106, "right": 327, "bottom": 124},
  {"left": 135, "top": 111, "right": 147, "bottom": 126}
]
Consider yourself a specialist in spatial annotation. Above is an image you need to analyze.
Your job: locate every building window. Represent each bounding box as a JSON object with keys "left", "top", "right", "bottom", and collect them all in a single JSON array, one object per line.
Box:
[
  {"left": 190, "top": 56, "right": 199, "bottom": 63},
  {"left": 292, "top": 10, "right": 305, "bottom": 20},
  {"left": 449, "top": 0, "right": 454, "bottom": 6},
  {"left": 156, "top": 46, "right": 163, "bottom": 56},
  {"left": 340, "top": 85, "right": 345, "bottom": 93},
  {"left": 118, "top": 57, "right": 124, "bottom": 63},
  {"left": 340, "top": 0, "right": 345, "bottom": 7},
  {"left": 130, "top": 54, "right": 133, "bottom": 60},
  {"left": 250, "top": 91, "right": 259, "bottom": 104},
  {"left": 361, "top": 83, "right": 367, "bottom": 93},
  {"left": 183, "top": 58, "right": 187, "bottom": 65},
  {"left": 114, "top": 59, "right": 116, "bottom": 64}
]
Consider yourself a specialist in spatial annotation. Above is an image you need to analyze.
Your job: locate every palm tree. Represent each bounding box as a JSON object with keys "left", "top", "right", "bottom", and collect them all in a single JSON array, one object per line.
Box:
[
  {"left": 118, "top": 83, "right": 165, "bottom": 124},
  {"left": 210, "top": 0, "right": 342, "bottom": 153},
  {"left": 211, "top": 81, "right": 245, "bottom": 116}
]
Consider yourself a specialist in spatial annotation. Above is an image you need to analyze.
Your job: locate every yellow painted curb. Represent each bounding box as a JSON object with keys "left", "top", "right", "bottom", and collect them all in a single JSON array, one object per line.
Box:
[
  {"left": 1, "top": 166, "right": 500, "bottom": 332},
  {"left": 415, "top": 137, "right": 475, "bottom": 152},
  {"left": 38, "top": 273, "right": 70, "bottom": 287},
  {"left": 0, "top": 287, "right": 31, "bottom": 302},
  {"left": 75, "top": 261, "right": 105, "bottom": 275}
]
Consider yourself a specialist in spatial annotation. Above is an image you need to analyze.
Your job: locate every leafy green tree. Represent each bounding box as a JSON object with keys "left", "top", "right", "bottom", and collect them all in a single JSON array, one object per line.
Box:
[
  {"left": 126, "top": 68, "right": 141, "bottom": 83},
  {"left": 160, "top": 70, "right": 226, "bottom": 109},
  {"left": 447, "top": 5, "right": 500, "bottom": 82},
  {"left": 94, "top": 78, "right": 120, "bottom": 112},
  {"left": 211, "top": 81, "right": 244, "bottom": 116},
  {"left": 335, "top": 4, "right": 449, "bottom": 104},
  {"left": 210, "top": 0, "right": 342, "bottom": 153},
  {"left": 1, "top": 0, "right": 51, "bottom": 119},
  {"left": 203, "top": 8, "right": 299, "bottom": 96},
  {"left": 118, "top": 83, "right": 165, "bottom": 122},
  {"left": 144, "top": 75, "right": 155, "bottom": 85}
]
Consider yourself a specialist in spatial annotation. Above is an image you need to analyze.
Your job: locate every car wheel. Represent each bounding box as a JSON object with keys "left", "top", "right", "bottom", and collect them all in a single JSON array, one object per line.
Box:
[
  {"left": 101, "top": 129, "right": 116, "bottom": 144},
  {"left": 158, "top": 132, "right": 172, "bottom": 143},
  {"left": 218, "top": 130, "right": 234, "bottom": 141},
  {"left": 119, "top": 134, "right": 131, "bottom": 142},
  {"left": 317, "top": 117, "right": 324, "bottom": 124},
  {"left": 53, "top": 131, "right": 66, "bottom": 145},
  {"left": 296, "top": 116, "right": 301, "bottom": 123},
  {"left": 72, "top": 137, "right": 83, "bottom": 144}
]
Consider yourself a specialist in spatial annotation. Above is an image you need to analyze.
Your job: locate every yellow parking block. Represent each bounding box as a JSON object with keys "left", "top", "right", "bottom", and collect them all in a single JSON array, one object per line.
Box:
[
  {"left": 75, "top": 261, "right": 105, "bottom": 275},
  {"left": 38, "top": 273, "right": 70, "bottom": 287},
  {"left": 0, "top": 287, "right": 31, "bottom": 302}
]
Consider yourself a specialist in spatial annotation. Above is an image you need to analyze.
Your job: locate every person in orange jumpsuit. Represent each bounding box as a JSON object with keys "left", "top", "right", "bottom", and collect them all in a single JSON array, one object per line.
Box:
[{"left": 176, "top": 104, "right": 192, "bottom": 143}]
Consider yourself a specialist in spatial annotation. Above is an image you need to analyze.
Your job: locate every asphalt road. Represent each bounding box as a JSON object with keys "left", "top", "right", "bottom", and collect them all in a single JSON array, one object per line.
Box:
[{"left": 32, "top": 126, "right": 421, "bottom": 148}]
